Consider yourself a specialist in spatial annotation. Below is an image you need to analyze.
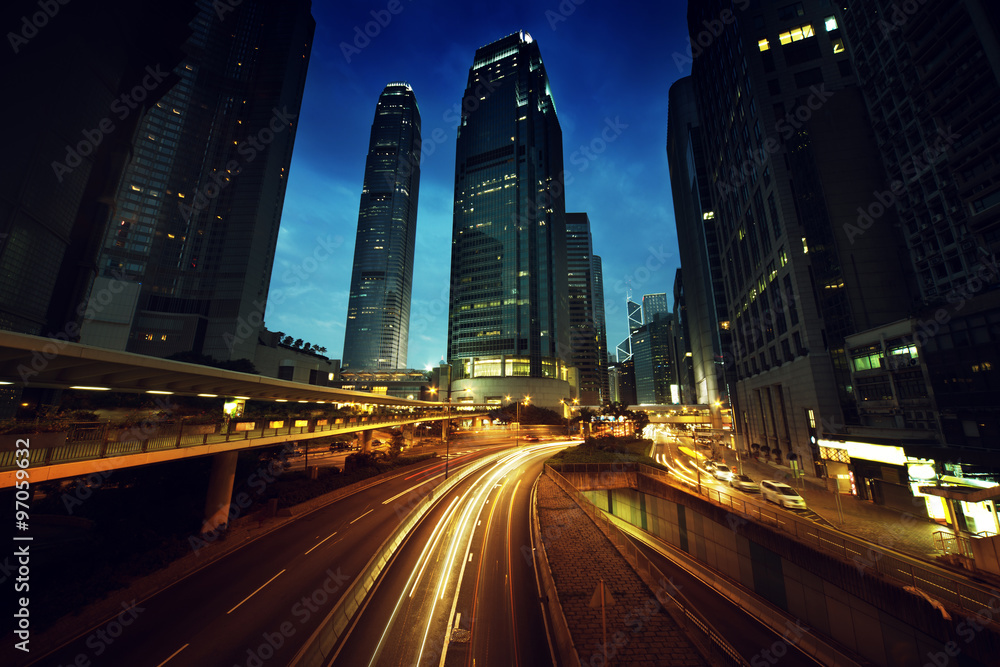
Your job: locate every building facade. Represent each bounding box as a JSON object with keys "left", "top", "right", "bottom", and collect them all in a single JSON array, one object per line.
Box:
[
  {"left": 342, "top": 83, "right": 421, "bottom": 371},
  {"left": 566, "top": 213, "right": 604, "bottom": 405},
  {"left": 667, "top": 76, "right": 734, "bottom": 411},
  {"left": 687, "top": 0, "right": 915, "bottom": 474},
  {"left": 446, "top": 32, "right": 572, "bottom": 408},
  {"left": 592, "top": 254, "right": 611, "bottom": 404},
  {"left": 83, "top": 0, "right": 315, "bottom": 363}
]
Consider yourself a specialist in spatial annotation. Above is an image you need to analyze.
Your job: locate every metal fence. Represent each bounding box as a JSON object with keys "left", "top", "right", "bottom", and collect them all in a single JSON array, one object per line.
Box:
[
  {"left": 551, "top": 461, "right": 1000, "bottom": 617},
  {"left": 547, "top": 464, "right": 750, "bottom": 667},
  {"left": 0, "top": 414, "right": 473, "bottom": 472}
]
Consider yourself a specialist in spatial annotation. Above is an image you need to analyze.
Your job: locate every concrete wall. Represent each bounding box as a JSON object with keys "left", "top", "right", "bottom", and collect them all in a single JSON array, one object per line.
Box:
[{"left": 581, "top": 476, "right": 1000, "bottom": 667}]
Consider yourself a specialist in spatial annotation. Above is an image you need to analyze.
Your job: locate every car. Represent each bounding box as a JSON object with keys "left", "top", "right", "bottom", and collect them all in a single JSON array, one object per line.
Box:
[
  {"left": 521, "top": 435, "right": 540, "bottom": 442},
  {"left": 730, "top": 473, "right": 759, "bottom": 493},
  {"left": 760, "top": 480, "right": 807, "bottom": 509},
  {"left": 712, "top": 463, "right": 733, "bottom": 481}
]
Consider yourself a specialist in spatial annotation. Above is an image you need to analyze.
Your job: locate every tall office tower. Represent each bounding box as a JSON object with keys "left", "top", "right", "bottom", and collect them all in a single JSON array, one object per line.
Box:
[
  {"left": 642, "top": 293, "right": 669, "bottom": 322},
  {"left": 673, "top": 269, "right": 696, "bottom": 404},
  {"left": 0, "top": 0, "right": 193, "bottom": 416},
  {"left": 446, "top": 31, "right": 571, "bottom": 407},
  {"left": 84, "top": 0, "right": 315, "bottom": 362},
  {"left": 835, "top": 1, "right": 1000, "bottom": 474},
  {"left": 667, "top": 76, "right": 735, "bottom": 413},
  {"left": 841, "top": 0, "right": 1000, "bottom": 301},
  {"left": 592, "top": 255, "right": 610, "bottom": 404},
  {"left": 633, "top": 312, "right": 676, "bottom": 405},
  {"left": 1, "top": 1, "right": 192, "bottom": 338},
  {"left": 565, "top": 213, "right": 603, "bottom": 404},
  {"left": 342, "top": 83, "right": 421, "bottom": 370},
  {"left": 687, "top": 0, "right": 915, "bottom": 474}
]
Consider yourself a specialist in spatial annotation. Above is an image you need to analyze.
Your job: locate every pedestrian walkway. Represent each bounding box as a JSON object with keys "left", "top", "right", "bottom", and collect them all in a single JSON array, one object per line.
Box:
[
  {"left": 720, "top": 453, "right": 955, "bottom": 562},
  {"left": 535, "top": 474, "right": 708, "bottom": 666}
]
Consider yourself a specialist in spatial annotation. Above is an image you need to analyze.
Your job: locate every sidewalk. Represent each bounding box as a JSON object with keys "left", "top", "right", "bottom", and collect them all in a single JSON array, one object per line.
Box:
[
  {"left": 535, "top": 474, "right": 708, "bottom": 666},
  {"left": 721, "top": 453, "right": 954, "bottom": 562}
]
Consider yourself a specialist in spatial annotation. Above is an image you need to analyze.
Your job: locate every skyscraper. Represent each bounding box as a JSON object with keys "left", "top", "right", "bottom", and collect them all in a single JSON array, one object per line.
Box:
[
  {"left": 446, "top": 32, "right": 571, "bottom": 407},
  {"left": 667, "top": 76, "right": 734, "bottom": 410},
  {"left": 566, "top": 213, "right": 603, "bottom": 405},
  {"left": 592, "top": 255, "right": 610, "bottom": 404},
  {"left": 84, "top": 0, "right": 315, "bottom": 363},
  {"left": 342, "top": 83, "right": 421, "bottom": 370},
  {"left": 642, "top": 293, "right": 669, "bottom": 322},
  {"left": 687, "top": 0, "right": 914, "bottom": 473}
]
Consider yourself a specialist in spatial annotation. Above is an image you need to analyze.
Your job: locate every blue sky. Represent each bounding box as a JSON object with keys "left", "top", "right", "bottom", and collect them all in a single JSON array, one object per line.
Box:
[{"left": 266, "top": 0, "right": 692, "bottom": 369}]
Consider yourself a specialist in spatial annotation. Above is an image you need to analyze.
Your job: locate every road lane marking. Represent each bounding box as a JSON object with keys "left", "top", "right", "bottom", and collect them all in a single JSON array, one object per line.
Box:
[
  {"left": 383, "top": 475, "right": 443, "bottom": 504},
  {"left": 304, "top": 531, "right": 338, "bottom": 555},
  {"left": 227, "top": 569, "right": 286, "bottom": 614},
  {"left": 350, "top": 508, "right": 374, "bottom": 524},
  {"left": 156, "top": 644, "right": 188, "bottom": 667}
]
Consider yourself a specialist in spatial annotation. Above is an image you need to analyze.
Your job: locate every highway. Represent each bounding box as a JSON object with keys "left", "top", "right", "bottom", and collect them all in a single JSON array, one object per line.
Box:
[
  {"left": 332, "top": 442, "right": 569, "bottom": 667},
  {"left": 29, "top": 444, "right": 508, "bottom": 667}
]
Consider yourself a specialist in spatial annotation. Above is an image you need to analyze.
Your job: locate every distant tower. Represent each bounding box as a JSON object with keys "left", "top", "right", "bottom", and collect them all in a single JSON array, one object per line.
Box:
[
  {"left": 342, "top": 83, "right": 421, "bottom": 370},
  {"left": 446, "top": 32, "right": 571, "bottom": 407}
]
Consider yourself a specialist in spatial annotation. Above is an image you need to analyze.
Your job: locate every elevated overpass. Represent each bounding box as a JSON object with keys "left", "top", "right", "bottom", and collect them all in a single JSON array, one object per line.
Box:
[{"left": 0, "top": 330, "right": 490, "bottom": 530}]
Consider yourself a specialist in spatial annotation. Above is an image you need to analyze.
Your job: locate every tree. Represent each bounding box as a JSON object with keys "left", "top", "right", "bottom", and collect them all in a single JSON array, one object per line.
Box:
[
  {"left": 293, "top": 339, "right": 303, "bottom": 348},
  {"left": 281, "top": 335, "right": 293, "bottom": 346},
  {"left": 302, "top": 342, "right": 312, "bottom": 352},
  {"left": 316, "top": 346, "right": 327, "bottom": 355}
]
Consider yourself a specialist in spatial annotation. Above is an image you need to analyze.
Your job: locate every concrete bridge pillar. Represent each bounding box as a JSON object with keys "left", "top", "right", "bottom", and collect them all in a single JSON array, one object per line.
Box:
[
  {"left": 359, "top": 429, "right": 372, "bottom": 453},
  {"left": 202, "top": 450, "right": 239, "bottom": 534},
  {"left": 441, "top": 418, "right": 450, "bottom": 443},
  {"left": 402, "top": 423, "right": 415, "bottom": 447}
]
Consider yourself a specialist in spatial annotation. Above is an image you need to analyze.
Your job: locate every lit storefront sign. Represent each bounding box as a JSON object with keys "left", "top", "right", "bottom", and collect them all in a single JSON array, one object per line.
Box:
[{"left": 818, "top": 439, "right": 906, "bottom": 466}]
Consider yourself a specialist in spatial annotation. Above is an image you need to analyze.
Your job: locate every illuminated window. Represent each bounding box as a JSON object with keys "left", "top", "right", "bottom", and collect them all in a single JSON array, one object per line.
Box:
[
  {"left": 802, "top": 237, "right": 809, "bottom": 254},
  {"left": 703, "top": 210, "right": 715, "bottom": 220},
  {"left": 779, "top": 24, "right": 814, "bottom": 45},
  {"left": 824, "top": 16, "right": 838, "bottom": 31},
  {"left": 832, "top": 38, "right": 845, "bottom": 54},
  {"left": 758, "top": 38, "right": 770, "bottom": 52},
  {"left": 779, "top": 246, "right": 788, "bottom": 266}
]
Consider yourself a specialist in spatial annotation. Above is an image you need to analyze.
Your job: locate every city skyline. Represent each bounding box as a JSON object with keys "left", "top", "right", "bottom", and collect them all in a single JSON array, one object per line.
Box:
[{"left": 267, "top": 2, "right": 690, "bottom": 370}]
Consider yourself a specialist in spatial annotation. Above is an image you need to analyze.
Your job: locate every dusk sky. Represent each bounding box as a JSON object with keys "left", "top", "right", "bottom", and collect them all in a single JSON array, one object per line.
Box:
[{"left": 266, "top": 0, "right": 693, "bottom": 369}]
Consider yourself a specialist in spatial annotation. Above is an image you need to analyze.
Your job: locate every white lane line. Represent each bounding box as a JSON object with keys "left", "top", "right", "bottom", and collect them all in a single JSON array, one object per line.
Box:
[
  {"left": 304, "top": 531, "right": 338, "bottom": 555},
  {"left": 156, "top": 644, "right": 189, "bottom": 667},
  {"left": 350, "top": 508, "right": 374, "bottom": 524},
  {"left": 227, "top": 569, "right": 286, "bottom": 614},
  {"left": 382, "top": 474, "right": 444, "bottom": 505}
]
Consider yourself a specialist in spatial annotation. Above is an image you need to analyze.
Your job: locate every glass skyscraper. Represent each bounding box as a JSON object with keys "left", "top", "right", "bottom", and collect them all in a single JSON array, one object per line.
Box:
[
  {"left": 446, "top": 31, "right": 571, "bottom": 406},
  {"left": 342, "top": 83, "right": 421, "bottom": 370},
  {"left": 84, "top": 0, "right": 315, "bottom": 362}
]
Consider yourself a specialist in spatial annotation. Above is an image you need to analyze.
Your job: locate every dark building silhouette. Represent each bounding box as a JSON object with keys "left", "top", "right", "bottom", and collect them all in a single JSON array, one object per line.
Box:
[
  {"left": 687, "top": 0, "right": 915, "bottom": 473},
  {"left": 83, "top": 0, "right": 315, "bottom": 363},
  {"left": 446, "top": 31, "right": 572, "bottom": 407},
  {"left": 342, "top": 83, "right": 421, "bottom": 371},
  {"left": 0, "top": 0, "right": 194, "bottom": 415},
  {"left": 566, "top": 213, "right": 604, "bottom": 405},
  {"left": 592, "top": 255, "right": 610, "bottom": 404}
]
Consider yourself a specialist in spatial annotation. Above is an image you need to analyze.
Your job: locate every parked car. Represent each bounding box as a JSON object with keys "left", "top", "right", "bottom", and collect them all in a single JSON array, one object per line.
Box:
[
  {"left": 712, "top": 463, "right": 733, "bottom": 481},
  {"left": 760, "top": 480, "right": 807, "bottom": 509},
  {"left": 730, "top": 474, "right": 759, "bottom": 493}
]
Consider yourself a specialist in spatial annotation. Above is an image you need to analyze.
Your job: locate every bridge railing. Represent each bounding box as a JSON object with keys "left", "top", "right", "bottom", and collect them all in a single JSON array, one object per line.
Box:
[
  {"left": 0, "top": 412, "right": 475, "bottom": 472},
  {"left": 550, "top": 461, "right": 1000, "bottom": 618}
]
